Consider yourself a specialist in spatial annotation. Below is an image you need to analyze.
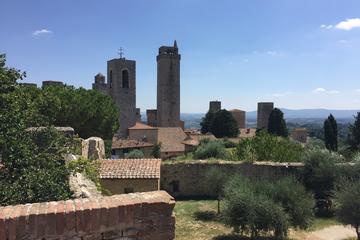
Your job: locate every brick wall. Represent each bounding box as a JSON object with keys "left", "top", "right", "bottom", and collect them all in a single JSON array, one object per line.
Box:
[
  {"left": 0, "top": 191, "right": 175, "bottom": 240},
  {"left": 161, "top": 161, "right": 303, "bottom": 197}
]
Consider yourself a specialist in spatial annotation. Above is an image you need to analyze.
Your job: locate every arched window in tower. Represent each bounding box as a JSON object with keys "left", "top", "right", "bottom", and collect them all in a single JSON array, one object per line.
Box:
[
  {"left": 109, "top": 70, "right": 113, "bottom": 88},
  {"left": 122, "top": 70, "right": 129, "bottom": 88}
]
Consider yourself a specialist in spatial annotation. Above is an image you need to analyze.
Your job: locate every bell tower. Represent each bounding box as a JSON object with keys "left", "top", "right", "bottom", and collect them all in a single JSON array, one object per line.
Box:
[
  {"left": 156, "top": 40, "right": 181, "bottom": 127},
  {"left": 107, "top": 57, "right": 136, "bottom": 137}
]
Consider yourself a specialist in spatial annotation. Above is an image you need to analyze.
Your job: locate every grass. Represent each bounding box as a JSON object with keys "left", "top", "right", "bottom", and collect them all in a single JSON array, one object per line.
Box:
[{"left": 174, "top": 200, "right": 342, "bottom": 240}]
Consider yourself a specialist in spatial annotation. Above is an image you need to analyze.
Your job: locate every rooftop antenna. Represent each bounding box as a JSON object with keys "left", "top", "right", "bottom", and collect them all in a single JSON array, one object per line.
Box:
[{"left": 118, "top": 47, "right": 124, "bottom": 59}]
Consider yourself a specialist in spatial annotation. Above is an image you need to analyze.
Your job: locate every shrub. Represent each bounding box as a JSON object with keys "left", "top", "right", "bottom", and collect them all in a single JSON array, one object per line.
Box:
[
  {"left": 66, "top": 156, "right": 101, "bottom": 189},
  {"left": 193, "top": 140, "right": 228, "bottom": 159},
  {"left": 222, "top": 176, "right": 314, "bottom": 239},
  {"left": 235, "top": 131, "right": 303, "bottom": 162},
  {"left": 125, "top": 149, "right": 145, "bottom": 159},
  {"left": 223, "top": 177, "right": 289, "bottom": 239},
  {"left": 151, "top": 143, "right": 161, "bottom": 158},
  {"left": 335, "top": 180, "right": 360, "bottom": 240},
  {"left": 302, "top": 149, "right": 344, "bottom": 216},
  {"left": 235, "top": 138, "right": 257, "bottom": 162}
]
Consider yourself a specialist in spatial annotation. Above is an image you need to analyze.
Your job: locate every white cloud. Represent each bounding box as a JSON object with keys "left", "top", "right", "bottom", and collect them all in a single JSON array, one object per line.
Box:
[
  {"left": 320, "top": 24, "right": 333, "bottom": 29},
  {"left": 312, "top": 87, "right": 326, "bottom": 93},
  {"left": 312, "top": 88, "right": 339, "bottom": 94},
  {"left": 32, "top": 29, "right": 52, "bottom": 36},
  {"left": 335, "top": 18, "right": 360, "bottom": 30},
  {"left": 321, "top": 18, "right": 360, "bottom": 31}
]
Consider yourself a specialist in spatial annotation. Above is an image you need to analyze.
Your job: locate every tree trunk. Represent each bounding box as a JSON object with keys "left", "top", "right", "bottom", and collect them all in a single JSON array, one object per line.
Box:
[{"left": 217, "top": 199, "right": 220, "bottom": 214}]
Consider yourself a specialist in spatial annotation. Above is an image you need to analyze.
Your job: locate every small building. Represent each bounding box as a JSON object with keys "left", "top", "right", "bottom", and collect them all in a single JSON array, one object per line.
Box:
[
  {"left": 99, "top": 159, "right": 161, "bottom": 195},
  {"left": 111, "top": 138, "right": 154, "bottom": 158},
  {"left": 291, "top": 128, "right": 308, "bottom": 143}
]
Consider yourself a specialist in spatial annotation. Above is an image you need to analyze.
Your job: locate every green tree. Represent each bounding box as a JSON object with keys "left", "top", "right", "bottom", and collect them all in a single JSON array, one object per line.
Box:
[
  {"left": 21, "top": 84, "right": 120, "bottom": 140},
  {"left": 324, "top": 114, "right": 338, "bottom": 151},
  {"left": 151, "top": 143, "right": 161, "bottom": 158},
  {"left": 268, "top": 108, "right": 288, "bottom": 137},
  {"left": 0, "top": 54, "right": 72, "bottom": 205},
  {"left": 204, "top": 168, "right": 228, "bottom": 214},
  {"left": 210, "top": 109, "right": 239, "bottom": 138},
  {"left": 348, "top": 112, "right": 360, "bottom": 150},
  {"left": 200, "top": 110, "right": 215, "bottom": 134},
  {"left": 336, "top": 180, "right": 360, "bottom": 240},
  {"left": 193, "top": 140, "right": 228, "bottom": 159}
]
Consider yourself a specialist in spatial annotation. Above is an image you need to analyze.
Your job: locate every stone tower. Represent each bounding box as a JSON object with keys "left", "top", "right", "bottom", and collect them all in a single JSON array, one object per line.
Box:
[
  {"left": 156, "top": 41, "right": 181, "bottom": 127},
  {"left": 209, "top": 101, "right": 221, "bottom": 112},
  {"left": 107, "top": 58, "right": 136, "bottom": 137},
  {"left": 92, "top": 73, "right": 108, "bottom": 95},
  {"left": 257, "top": 102, "right": 274, "bottom": 130}
]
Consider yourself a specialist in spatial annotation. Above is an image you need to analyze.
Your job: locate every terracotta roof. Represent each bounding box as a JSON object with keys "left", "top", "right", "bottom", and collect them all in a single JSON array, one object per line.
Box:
[
  {"left": 128, "top": 122, "right": 156, "bottom": 130},
  {"left": 158, "top": 127, "right": 187, "bottom": 152},
  {"left": 182, "top": 138, "right": 199, "bottom": 146},
  {"left": 112, "top": 138, "right": 153, "bottom": 149},
  {"left": 99, "top": 159, "right": 161, "bottom": 179}
]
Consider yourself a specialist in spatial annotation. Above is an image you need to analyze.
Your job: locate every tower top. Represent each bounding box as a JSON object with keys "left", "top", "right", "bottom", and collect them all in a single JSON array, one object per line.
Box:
[
  {"left": 174, "top": 40, "right": 178, "bottom": 48},
  {"left": 118, "top": 47, "right": 125, "bottom": 59}
]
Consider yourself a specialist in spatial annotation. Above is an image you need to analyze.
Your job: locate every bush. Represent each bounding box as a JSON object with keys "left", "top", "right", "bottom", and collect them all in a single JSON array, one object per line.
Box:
[
  {"left": 193, "top": 140, "right": 228, "bottom": 159},
  {"left": 335, "top": 180, "right": 360, "bottom": 240},
  {"left": 66, "top": 156, "right": 101, "bottom": 190},
  {"left": 211, "top": 110, "right": 239, "bottom": 138},
  {"left": 235, "top": 138, "right": 257, "bottom": 162},
  {"left": 151, "top": 143, "right": 161, "bottom": 158},
  {"left": 235, "top": 131, "right": 303, "bottom": 162},
  {"left": 222, "top": 176, "right": 314, "bottom": 239},
  {"left": 302, "top": 149, "right": 344, "bottom": 216},
  {"left": 125, "top": 149, "right": 145, "bottom": 159}
]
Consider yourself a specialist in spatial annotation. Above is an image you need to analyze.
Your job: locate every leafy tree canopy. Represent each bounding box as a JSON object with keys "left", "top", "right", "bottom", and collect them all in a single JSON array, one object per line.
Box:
[
  {"left": 210, "top": 109, "right": 239, "bottom": 138},
  {"left": 324, "top": 114, "right": 338, "bottom": 151},
  {"left": 268, "top": 108, "right": 288, "bottom": 137}
]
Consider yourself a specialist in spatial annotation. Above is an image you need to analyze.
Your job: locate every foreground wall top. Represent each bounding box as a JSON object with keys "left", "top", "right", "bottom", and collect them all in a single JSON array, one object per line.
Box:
[{"left": 0, "top": 191, "right": 175, "bottom": 240}]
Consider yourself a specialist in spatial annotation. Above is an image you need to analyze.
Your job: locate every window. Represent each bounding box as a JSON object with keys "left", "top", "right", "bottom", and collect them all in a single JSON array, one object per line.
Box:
[
  {"left": 109, "top": 70, "right": 113, "bottom": 88},
  {"left": 172, "top": 180, "right": 180, "bottom": 192},
  {"left": 122, "top": 70, "right": 129, "bottom": 88},
  {"left": 124, "top": 187, "right": 134, "bottom": 194}
]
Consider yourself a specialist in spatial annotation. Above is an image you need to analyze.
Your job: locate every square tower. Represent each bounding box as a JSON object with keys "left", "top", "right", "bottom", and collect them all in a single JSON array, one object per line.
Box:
[
  {"left": 257, "top": 102, "right": 274, "bottom": 130},
  {"left": 107, "top": 58, "right": 136, "bottom": 137},
  {"left": 156, "top": 41, "right": 181, "bottom": 127}
]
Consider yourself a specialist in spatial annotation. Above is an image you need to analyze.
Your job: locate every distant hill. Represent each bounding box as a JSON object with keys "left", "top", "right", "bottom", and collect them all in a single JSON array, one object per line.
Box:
[
  {"left": 140, "top": 109, "right": 360, "bottom": 129},
  {"left": 246, "top": 108, "right": 360, "bottom": 119}
]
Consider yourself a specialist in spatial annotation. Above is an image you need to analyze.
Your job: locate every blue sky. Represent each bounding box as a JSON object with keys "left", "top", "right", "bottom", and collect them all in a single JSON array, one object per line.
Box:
[{"left": 1, "top": 0, "right": 360, "bottom": 113}]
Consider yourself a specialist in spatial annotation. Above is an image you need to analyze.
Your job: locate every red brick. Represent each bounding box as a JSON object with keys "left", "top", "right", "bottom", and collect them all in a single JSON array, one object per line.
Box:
[
  {"left": 64, "top": 200, "right": 76, "bottom": 233},
  {"left": 74, "top": 199, "right": 84, "bottom": 233},
  {"left": 98, "top": 197, "right": 109, "bottom": 230},
  {"left": 55, "top": 201, "right": 66, "bottom": 235},
  {"left": 28, "top": 203, "right": 40, "bottom": 236},
  {"left": 0, "top": 208, "right": 7, "bottom": 240},
  {"left": 36, "top": 202, "right": 48, "bottom": 237},
  {"left": 80, "top": 199, "right": 92, "bottom": 232},
  {"left": 45, "top": 201, "right": 58, "bottom": 236}
]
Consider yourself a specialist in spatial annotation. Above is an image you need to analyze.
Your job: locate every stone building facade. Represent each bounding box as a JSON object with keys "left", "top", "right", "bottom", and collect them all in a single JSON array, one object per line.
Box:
[
  {"left": 93, "top": 58, "right": 137, "bottom": 138},
  {"left": 230, "top": 109, "right": 246, "bottom": 128},
  {"left": 156, "top": 41, "right": 181, "bottom": 127},
  {"left": 209, "top": 101, "right": 221, "bottom": 112},
  {"left": 257, "top": 102, "right": 274, "bottom": 130}
]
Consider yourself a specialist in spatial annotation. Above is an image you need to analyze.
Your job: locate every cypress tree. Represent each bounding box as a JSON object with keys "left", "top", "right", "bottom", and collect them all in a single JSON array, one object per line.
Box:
[
  {"left": 267, "top": 108, "right": 288, "bottom": 137},
  {"left": 348, "top": 112, "right": 360, "bottom": 150},
  {"left": 324, "top": 114, "right": 338, "bottom": 151}
]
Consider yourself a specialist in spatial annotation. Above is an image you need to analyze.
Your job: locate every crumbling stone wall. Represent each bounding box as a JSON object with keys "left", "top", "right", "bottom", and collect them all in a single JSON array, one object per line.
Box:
[
  {"left": 161, "top": 161, "right": 303, "bottom": 197},
  {"left": 0, "top": 191, "right": 175, "bottom": 240}
]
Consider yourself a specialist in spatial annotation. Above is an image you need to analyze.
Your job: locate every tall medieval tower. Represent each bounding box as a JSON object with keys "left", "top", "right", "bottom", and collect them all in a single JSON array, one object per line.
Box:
[
  {"left": 156, "top": 41, "right": 181, "bottom": 127},
  {"left": 107, "top": 58, "right": 136, "bottom": 137}
]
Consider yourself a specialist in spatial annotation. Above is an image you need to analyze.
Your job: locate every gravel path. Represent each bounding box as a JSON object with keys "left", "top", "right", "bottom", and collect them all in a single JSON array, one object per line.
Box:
[{"left": 304, "top": 225, "right": 357, "bottom": 240}]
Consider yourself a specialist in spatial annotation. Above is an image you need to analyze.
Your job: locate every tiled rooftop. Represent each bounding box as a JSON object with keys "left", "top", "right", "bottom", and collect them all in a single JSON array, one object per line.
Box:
[
  {"left": 112, "top": 138, "right": 154, "bottom": 149},
  {"left": 100, "top": 159, "right": 161, "bottom": 179}
]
